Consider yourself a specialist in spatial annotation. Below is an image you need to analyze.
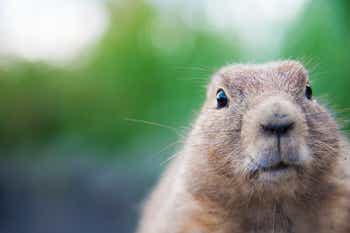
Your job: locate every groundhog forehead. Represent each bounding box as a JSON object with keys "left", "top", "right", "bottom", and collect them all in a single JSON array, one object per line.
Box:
[{"left": 208, "top": 60, "right": 309, "bottom": 98}]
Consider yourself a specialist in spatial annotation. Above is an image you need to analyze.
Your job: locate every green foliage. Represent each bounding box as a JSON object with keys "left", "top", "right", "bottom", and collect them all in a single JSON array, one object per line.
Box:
[{"left": 0, "top": 0, "right": 348, "bottom": 156}]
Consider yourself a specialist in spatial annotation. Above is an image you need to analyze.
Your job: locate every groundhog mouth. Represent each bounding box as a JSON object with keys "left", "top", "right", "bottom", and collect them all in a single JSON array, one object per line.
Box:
[
  {"left": 250, "top": 161, "right": 300, "bottom": 182},
  {"left": 261, "top": 161, "right": 290, "bottom": 172}
]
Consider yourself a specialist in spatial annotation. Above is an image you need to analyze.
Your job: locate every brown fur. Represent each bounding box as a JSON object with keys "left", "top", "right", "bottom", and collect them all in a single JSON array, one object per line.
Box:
[{"left": 136, "top": 61, "right": 350, "bottom": 233}]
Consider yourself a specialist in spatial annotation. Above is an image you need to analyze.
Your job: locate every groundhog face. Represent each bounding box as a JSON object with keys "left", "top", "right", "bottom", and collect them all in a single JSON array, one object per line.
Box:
[{"left": 189, "top": 61, "right": 340, "bottom": 197}]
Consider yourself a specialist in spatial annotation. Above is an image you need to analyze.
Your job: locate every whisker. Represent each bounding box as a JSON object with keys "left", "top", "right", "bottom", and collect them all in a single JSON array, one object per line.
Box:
[
  {"left": 124, "top": 118, "right": 183, "bottom": 137},
  {"left": 156, "top": 140, "right": 182, "bottom": 158},
  {"left": 160, "top": 152, "right": 180, "bottom": 166}
]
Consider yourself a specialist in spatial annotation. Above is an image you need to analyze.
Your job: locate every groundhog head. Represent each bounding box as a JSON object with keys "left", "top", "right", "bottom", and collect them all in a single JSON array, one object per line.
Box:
[{"left": 186, "top": 61, "right": 340, "bottom": 200}]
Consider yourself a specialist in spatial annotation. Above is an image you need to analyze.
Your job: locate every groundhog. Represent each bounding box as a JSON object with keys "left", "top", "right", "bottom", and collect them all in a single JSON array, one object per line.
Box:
[{"left": 136, "top": 61, "right": 350, "bottom": 233}]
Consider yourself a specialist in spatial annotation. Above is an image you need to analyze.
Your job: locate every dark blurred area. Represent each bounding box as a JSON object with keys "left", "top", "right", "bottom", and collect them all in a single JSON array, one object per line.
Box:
[{"left": 0, "top": 0, "right": 349, "bottom": 232}]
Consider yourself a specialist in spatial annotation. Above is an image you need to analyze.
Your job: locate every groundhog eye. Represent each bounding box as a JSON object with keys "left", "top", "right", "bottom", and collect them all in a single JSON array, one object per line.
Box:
[
  {"left": 305, "top": 85, "right": 312, "bottom": 100},
  {"left": 216, "top": 89, "right": 228, "bottom": 108}
]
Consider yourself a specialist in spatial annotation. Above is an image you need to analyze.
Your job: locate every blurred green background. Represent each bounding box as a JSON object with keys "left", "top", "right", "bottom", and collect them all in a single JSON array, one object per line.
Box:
[{"left": 0, "top": 0, "right": 349, "bottom": 232}]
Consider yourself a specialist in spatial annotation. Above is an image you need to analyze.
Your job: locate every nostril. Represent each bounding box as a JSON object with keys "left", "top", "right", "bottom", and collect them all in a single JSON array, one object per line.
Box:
[
  {"left": 273, "top": 113, "right": 288, "bottom": 119},
  {"left": 261, "top": 122, "right": 294, "bottom": 136}
]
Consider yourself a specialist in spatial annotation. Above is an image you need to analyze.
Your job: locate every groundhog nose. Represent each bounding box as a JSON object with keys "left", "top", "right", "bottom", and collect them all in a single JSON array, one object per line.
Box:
[
  {"left": 256, "top": 97, "right": 298, "bottom": 137},
  {"left": 261, "top": 121, "right": 295, "bottom": 136}
]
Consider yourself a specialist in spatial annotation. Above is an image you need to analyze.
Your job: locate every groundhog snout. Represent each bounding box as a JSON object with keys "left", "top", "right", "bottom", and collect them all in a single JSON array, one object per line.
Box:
[{"left": 241, "top": 95, "right": 310, "bottom": 174}]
